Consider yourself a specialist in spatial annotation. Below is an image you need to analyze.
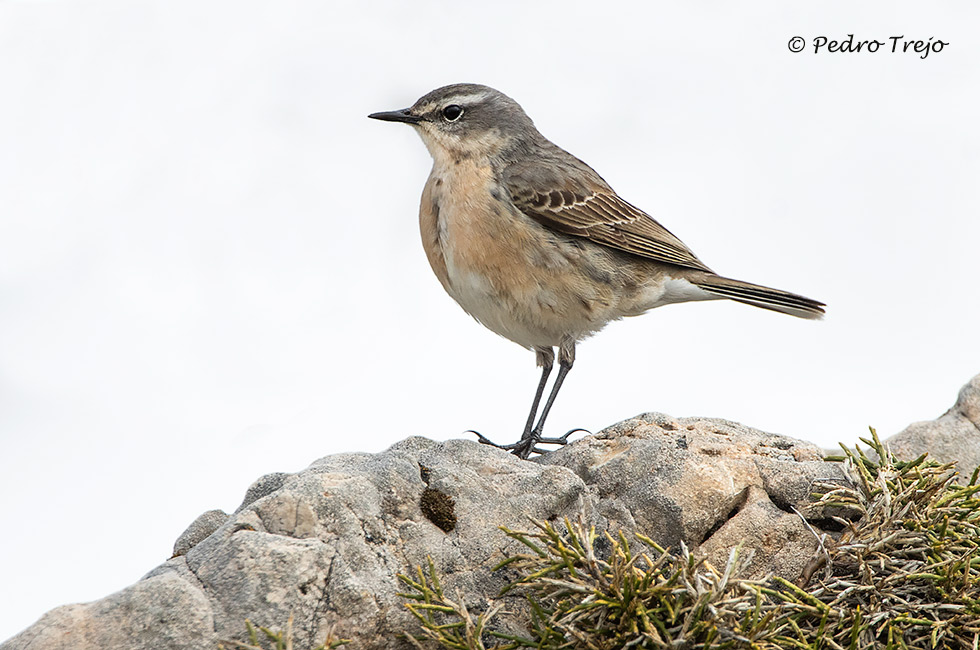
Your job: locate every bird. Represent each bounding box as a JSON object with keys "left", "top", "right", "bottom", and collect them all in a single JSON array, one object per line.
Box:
[{"left": 369, "top": 83, "right": 824, "bottom": 459}]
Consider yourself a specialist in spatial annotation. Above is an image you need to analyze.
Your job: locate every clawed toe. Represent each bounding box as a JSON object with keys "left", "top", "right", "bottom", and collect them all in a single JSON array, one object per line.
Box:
[
  {"left": 520, "top": 428, "right": 590, "bottom": 458},
  {"left": 466, "top": 430, "right": 521, "bottom": 451},
  {"left": 535, "top": 427, "right": 590, "bottom": 446},
  {"left": 468, "top": 428, "right": 590, "bottom": 460}
]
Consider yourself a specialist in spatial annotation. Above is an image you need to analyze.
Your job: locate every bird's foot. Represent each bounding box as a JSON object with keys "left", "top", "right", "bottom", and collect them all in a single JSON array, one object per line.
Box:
[{"left": 469, "top": 428, "right": 589, "bottom": 460}]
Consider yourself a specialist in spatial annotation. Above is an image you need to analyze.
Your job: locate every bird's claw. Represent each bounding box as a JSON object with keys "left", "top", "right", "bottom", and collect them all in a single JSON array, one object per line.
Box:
[
  {"left": 468, "top": 428, "right": 590, "bottom": 459},
  {"left": 534, "top": 427, "right": 589, "bottom": 446},
  {"left": 467, "top": 430, "right": 521, "bottom": 451}
]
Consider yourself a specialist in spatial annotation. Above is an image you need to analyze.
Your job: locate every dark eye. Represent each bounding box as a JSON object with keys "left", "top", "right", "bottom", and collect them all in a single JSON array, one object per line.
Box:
[{"left": 442, "top": 104, "right": 463, "bottom": 121}]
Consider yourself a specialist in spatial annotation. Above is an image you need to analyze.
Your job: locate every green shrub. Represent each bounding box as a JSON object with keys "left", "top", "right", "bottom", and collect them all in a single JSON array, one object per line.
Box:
[{"left": 218, "top": 616, "right": 349, "bottom": 650}]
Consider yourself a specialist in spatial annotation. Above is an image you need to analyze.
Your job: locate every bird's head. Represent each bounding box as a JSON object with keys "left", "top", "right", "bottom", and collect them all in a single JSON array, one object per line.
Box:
[{"left": 369, "top": 83, "right": 538, "bottom": 164}]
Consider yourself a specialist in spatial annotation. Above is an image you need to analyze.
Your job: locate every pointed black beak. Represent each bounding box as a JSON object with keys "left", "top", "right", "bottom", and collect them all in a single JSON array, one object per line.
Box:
[{"left": 368, "top": 108, "right": 423, "bottom": 125}]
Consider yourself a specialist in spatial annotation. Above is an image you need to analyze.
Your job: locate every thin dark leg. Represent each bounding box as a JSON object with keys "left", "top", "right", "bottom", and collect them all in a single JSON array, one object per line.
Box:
[
  {"left": 472, "top": 347, "right": 553, "bottom": 452},
  {"left": 520, "top": 357, "right": 553, "bottom": 440},
  {"left": 474, "top": 341, "right": 587, "bottom": 459},
  {"left": 532, "top": 359, "right": 572, "bottom": 437},
  {"left": 513, "top": 359, "right": 574, "bottom": 459}
]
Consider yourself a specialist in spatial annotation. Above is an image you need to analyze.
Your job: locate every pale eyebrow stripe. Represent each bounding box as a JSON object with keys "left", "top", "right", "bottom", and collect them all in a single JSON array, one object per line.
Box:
[{"left": 440, "top": 91, "right": 491, "bottom": 106}]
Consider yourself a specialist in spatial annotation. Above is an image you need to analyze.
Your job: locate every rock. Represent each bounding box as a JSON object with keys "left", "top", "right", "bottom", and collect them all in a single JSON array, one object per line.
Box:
[
  {"left": 537, "top": 413, "right": 844, "bottom": 581},
  {"left": 0, "top": 572, "right": 214, "bottom": 650},
  {"left": 235, "top": 472, "right": 291, "bottom": 511},
  {"left": 172, "top": 509, "right": 228, "bottom": 557},
  {"left": 886, "top": 373, "right": 980, "bottom": 478},
  {"left": 2, "top": 417, "right": 848, "bottom": 650}
]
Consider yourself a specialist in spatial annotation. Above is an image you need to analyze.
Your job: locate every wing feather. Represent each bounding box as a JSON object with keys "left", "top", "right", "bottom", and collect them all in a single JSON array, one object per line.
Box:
[{"left": 506, "top": 171, "right": 712, "bottom": 272}]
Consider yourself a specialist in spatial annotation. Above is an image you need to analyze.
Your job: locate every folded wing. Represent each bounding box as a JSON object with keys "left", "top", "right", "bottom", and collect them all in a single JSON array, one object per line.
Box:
[{"left": 505, "top": 163, "right": 713, "bottom": 273}]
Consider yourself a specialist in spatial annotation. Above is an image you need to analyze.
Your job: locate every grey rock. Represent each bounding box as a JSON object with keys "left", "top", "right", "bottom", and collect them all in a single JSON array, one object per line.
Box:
[
  {"left": 1, "top": 572, "right": 214, "bottom": 650},
  {"left": 172, "top": 509, "right": 228, "bottom": 557},
  {"left": 886, "top": 373, "right": 980, "bottom": 478},
  {"left": 538, "top": 413, "right": 843, "bottom": 580},
  {"left": 2, "top": 418, "right": 849, "bottom": 650},
  {"left": 235, "top": 472, "right": 290, "bottom": 512}
]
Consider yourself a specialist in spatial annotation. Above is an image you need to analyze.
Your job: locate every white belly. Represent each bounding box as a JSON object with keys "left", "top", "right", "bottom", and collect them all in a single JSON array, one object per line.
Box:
[{"left": 442, "top": 254, "right": 562, "bottom": 350}]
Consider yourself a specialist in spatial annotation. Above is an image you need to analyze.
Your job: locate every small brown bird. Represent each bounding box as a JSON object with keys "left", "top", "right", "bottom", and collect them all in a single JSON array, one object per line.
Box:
[{"left": 370, "top": 83, "right": 824, "bottom": 459}]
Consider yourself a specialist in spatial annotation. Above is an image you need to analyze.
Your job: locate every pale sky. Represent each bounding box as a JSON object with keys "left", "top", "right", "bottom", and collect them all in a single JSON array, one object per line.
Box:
[{"left": 1, "top": 0, "right": 978, "bottom": 640}]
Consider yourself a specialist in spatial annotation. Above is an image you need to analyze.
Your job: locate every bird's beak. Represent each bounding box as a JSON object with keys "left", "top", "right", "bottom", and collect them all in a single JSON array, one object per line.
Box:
[{"left": 368, "top": 108, "right": 423, "bottom": 125}]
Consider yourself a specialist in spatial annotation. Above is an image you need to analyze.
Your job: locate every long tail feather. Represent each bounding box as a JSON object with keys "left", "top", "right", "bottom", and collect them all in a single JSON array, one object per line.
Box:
[{"left": 695, "top": 276, "right": 825, "bottom": 320}]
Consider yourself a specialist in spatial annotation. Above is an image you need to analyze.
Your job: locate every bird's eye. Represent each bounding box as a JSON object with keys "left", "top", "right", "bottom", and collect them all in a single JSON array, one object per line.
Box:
[{"left": 442, "top": 104, "right": 463, "bottom": 122}]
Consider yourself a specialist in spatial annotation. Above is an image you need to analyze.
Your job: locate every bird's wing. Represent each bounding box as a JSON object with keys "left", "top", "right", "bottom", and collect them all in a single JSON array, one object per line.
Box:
[{"left": 504, "top": 161, "right": 713, "bottom": 273}]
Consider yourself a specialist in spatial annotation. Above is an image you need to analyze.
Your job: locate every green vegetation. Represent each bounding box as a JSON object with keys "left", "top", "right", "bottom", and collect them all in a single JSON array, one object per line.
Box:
[
  {"left": 399, "top": 429, "right": 980, "bottom": 649},
  {"left": 218, "top": 616, "right": 349, "bottom": 650}
]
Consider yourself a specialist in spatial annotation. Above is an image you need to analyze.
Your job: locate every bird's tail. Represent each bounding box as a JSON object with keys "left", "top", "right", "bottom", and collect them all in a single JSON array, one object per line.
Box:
[{"left": 694, "top": 275, "right": 825, "bottom": 320}]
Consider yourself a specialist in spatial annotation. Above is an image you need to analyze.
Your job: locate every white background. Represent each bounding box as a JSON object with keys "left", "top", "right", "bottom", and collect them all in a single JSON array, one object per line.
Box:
[{"left": 1, "top": 0, "right": 977, "bottom": 640}]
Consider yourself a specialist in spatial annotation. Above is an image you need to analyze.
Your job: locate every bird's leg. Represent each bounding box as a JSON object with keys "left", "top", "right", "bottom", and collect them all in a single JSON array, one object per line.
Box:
[
  {"left": 521, "top": 347, "right": 555, "bottom": 440},
  {"left": 512, "top": 340, "right": 577, "bottom": 459},
  {"left": 474, "top": 342, "right": 586, "bottom": 459},
  {"left": 532, "top": 339, "right": 575, "bottom": 437},
  {"left": 473, "top": 347, "right": 553, "bottom": 452}
]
